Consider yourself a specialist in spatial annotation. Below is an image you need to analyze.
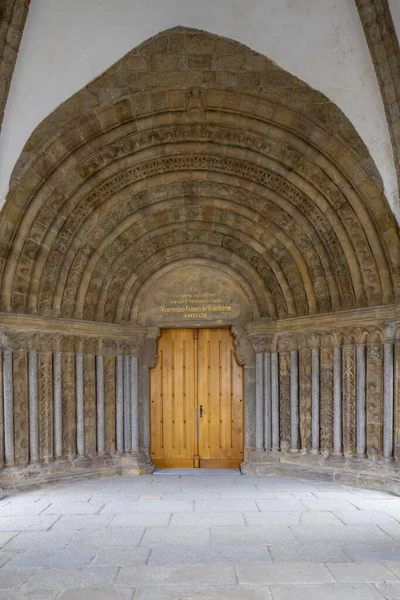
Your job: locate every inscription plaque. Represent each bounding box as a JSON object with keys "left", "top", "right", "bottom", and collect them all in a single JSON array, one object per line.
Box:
[{"left": 137, "top": 266, "right": 252, "bottom": 325}]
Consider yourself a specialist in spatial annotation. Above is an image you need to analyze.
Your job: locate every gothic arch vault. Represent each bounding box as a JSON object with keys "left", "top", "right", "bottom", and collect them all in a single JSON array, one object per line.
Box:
[{"left": 0, "top": 27, "right": 400, "bottom": 489}]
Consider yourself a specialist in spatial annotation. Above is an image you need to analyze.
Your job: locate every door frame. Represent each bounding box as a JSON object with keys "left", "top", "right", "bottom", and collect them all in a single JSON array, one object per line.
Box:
[{"left": 139, "top": 324, "right": 256, "bottom": 470}]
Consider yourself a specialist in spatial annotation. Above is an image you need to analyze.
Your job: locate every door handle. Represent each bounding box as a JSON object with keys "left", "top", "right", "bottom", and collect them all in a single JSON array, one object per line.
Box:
[{"left": 199, "top": 405, "right": 203, "bottom": 418}]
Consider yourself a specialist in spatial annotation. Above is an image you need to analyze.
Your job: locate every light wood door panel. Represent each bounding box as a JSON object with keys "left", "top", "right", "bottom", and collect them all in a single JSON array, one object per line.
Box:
[
  {"left": 198, "top": 329, "right": 243, "bottom": 467},
  {"left": 150, "top": 328, "right": 243, "bottom": 468},
  {"left": 150, "top": 329, "right": 196, "bottom": 467}
]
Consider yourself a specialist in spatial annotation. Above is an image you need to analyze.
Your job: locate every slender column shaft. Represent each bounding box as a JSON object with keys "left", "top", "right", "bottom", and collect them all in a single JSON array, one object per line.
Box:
[
  {"left": 75, "top": 353, "right": 84, "bottom": 457},
  {"left": 383, "top": 342, "right": 394, "bottom": 458},
  {"left": 264, "top": 352, "right": 272, "bottom": 451},
  {"left": 271, "top": 352, "right": 279, "bottom": 450},
  {"left": 311, "top": 348, "right": 320, "bottom": 453},
  {"left": 28, "top": 348, "right": 39, "bottom": 462},
  {"left": 333, "top": 346, "right": 342, "bottom": 455},
  {"left": 123, "top": 356, "right": 132, "bottom": 452},
  {"left": 53, "top": 352, "right": 62, "bottom": 458},
  {"left": 3, "top": 350, "right": 14, "bottom": 464},
  {"left": 131, "top": 356, "right": 139, "bottom": 452},
  {"left": 290, "top": 350, "right": 299, "bottom": 451},
  {"left": 96, "top": 355, "right": 105, "bottom": 455},
  {"left": 356, "top": 345, "right": 366, "bottom": 457},
  {"left": 255, "top": 352, "right": 264, "bottom": 450},
  {"left": 116, "top": 356, "right": 124, "bottom": 452}
]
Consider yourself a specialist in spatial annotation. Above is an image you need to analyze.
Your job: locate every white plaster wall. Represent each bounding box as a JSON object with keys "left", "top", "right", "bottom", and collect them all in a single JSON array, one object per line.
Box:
[
  {"left": 0, "top": 0, "right": 398, "bottom": 220},
  {"left": 390, "top": 0, "right": 400, "bottom": 44}
]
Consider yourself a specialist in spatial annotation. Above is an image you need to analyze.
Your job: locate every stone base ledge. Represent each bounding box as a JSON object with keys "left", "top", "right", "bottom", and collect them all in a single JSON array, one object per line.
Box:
[
  {"left": 0, "top": 453, "right": 155, "bottom": 493},
  {"left": 241, "top": 450, "right": 400, "bottom": 495}
]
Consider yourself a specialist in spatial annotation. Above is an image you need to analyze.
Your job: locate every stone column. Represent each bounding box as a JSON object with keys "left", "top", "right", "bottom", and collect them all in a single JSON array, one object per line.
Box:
[
  {"left": 61, "top": 352, "right": 76, "bottom": 459},
  {"left": 104, "top": 356, "right": 116, "bottom": 454},
  {"left": 3, "top": 350, "right": 14, "bottom": 464},
  {"left": 123, "top": 356, "right": 132, "bottom": 452},
  {"left": 356, "top": 344, "right": 366, "bottom": 457},
  {"left": 290, "top": 350, "right": 299, "bottom": 452},
  {"left": 13, "top": 350, "right": 29, "bottom": 464},
  {"left": 28, "top": 348, "right": 39, "bottom": 462},
  {"left": 271, "top": 352, "right": 279, "bottom": 450},
  {"left": 383, "top": 341, "right": 394, "bottom": 459},
  {"left": 263, "top": 352, "right": 272, "bottom": 452},
  {"left": 0, "top": 350, "right": 3, "bottom": 468},
  {"left": 38, "top": 352, "right": 53, "bottom": 461},
  {"left": 333, "top": 346, "right": 342, "bottom": 455},
  {"left": 255, "top": 352, "right": 264, "bottom": 451},
  {"left": 96, "top": 355, "right": 105, "bottom": 455},
  {"left": 116, "top": 356, "right": 124, "bottom": 452},
  {"left": 395, "top": 342, "right": 400, "bottom": 460},
  {"left": 83, "top": 354, "right": 96, "bottom": 455},
  {"left": 320, "top": 347, "right": 333, "bottom": 457},
  {"left": 279, "top": 352, "right": 291, "bottom": 452},
  {"left": 342, "top": 345, "right": 356, "bottom": 458},
  {"left": 366, "top": 344, "right": 383, "bottom": 458},
  {"left": 311, "top": 348, "right": 320, "bottom": 453},
  {"left": 76, "top": 353, "right": 84, "bottom": 457},
  {"left": 53, "top": 352, "right": 62, "bottom": 459},
  {"left": 299, "top": 348, "right": 312, "bottom": 453},
  {"left": 131, "top": 356, "right": 139, "bottom": 453}
]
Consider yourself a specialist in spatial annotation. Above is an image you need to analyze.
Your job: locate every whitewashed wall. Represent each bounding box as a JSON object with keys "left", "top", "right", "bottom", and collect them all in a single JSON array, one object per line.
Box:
[{"left": 0, "top": 0, "right": 398, "bottom": 220}]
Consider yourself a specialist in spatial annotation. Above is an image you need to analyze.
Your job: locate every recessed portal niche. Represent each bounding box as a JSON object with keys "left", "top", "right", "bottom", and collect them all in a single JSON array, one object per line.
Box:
[{"left": 134, "top": 265, "right": 255, "bottom": 326}]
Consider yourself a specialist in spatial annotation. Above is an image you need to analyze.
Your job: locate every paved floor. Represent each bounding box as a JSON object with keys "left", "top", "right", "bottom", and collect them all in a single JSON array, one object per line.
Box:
[{"left": 0, "top": 471, "right": 400, "bottom": 599}]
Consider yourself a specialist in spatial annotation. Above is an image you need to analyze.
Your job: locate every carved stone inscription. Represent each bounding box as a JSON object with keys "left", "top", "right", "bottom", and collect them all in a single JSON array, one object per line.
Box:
[{"left": 137, "top": 266, "right": 252, "bottom": 325}]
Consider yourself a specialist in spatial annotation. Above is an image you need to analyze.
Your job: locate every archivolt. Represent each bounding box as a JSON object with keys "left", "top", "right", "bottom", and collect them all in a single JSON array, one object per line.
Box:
[{"left": 0, "top": 27, "right": 398, "bottom": 323}]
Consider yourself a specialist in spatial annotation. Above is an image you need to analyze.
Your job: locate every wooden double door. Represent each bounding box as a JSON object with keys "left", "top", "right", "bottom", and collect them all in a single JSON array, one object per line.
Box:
[{"left": 150, "top": 329, "right": 244, "bottom": 468}]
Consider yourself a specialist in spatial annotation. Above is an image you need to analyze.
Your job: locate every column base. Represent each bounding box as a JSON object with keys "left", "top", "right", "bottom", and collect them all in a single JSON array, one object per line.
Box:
[
  {"left": 241, "top": 450, "right": 400, "bottom": 494},
  {"left": 0, "top": 453, "right": 155, "bottom": 491}
]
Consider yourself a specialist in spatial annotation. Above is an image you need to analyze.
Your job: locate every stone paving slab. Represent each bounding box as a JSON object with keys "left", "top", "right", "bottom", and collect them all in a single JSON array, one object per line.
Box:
[
  {"left": 376, "top": 582, "right": 400, "bottom": 599},
  {"left": 326, "top": 562, "right": 398, "bottom": 582},
  {"left": 0, "top": 591, "right": 59, "bottom": 599},
  {"left": 7, "top": 548, "right": 96, "bottom": 568},
  {"left": 236, "top": 563, "right": 335, "bottom": 585},
  {"left": 170, "top": 511, "right": 244, "bottom": 526},
  {"left": 116, "top": 564, "right": 236, "bottom": 586},
  {"left": 0, "top": 568, "right": 35, "bottom": 589},
  {"left": 268, "top": 541, "right": 352, "bottom": 563},
  {"left": 23, "top": 567, "right": 119, "bottom": 589},
  {"left": 92, "top": 547, "right": 150, "bottom": 566},
  {"left": 134, "top": 586, "right": 272, "bottom": 599},
  {"left": 148, "top": 544, "right": 272, "bottom": 565},
  {"left": 141, "top": 526, "right": 210, "bottom": 547},
  {"left": 58, "top": 589, "right": 134, "bottom": 600},
  {"left": 270, "top": 583, "right": 386, "bottom": 599},
  {"left": 210, "top": 525, "right": 297, "bottom": 545},
  {"left": 109, "top": 513, "right": 171, "bottom": 527}
]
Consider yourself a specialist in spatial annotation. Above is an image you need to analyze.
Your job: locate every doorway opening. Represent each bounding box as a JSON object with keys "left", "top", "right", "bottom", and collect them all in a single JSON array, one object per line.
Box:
[{"left": 150, "top": 328, "right": 244, "bottom": 468}]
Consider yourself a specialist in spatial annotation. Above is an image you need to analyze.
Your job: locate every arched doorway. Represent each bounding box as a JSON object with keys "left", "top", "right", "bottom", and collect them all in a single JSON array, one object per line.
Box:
[{"left": 0, "top": 27, "right": 399, "bottom": 489}]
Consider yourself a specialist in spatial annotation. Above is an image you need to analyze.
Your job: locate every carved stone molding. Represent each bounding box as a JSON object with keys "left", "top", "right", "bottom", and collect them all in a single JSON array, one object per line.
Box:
[
  {"left": 356, "top": 0, "right": 400, "bottom": 204},
  {"left": 0, "top": 0, "right": 30, "bottom": 138}
]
